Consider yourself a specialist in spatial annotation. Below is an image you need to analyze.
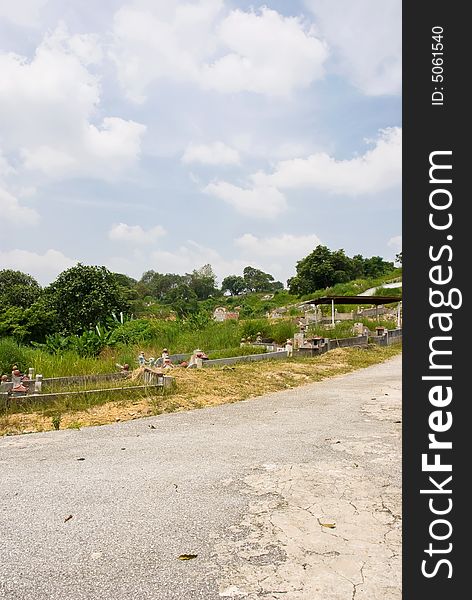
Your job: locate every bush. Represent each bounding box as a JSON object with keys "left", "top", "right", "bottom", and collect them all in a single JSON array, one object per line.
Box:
[
  {"left": 270, "top": 320, "right": 297, "bottom": 344},
  {"left": 240, "top": 319, "right": 271, "bottom": 340},
  {"left": 0, "top": 338, "right": 30, "bottom": 374},
  {"left": 108, "top": 319, "right": 154, "bottom": 345}
]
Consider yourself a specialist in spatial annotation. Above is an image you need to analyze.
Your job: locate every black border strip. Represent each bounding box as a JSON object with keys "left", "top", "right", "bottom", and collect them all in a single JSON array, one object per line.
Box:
[{"left": 403, "top": 2, "right": 467, "bottom": 596}]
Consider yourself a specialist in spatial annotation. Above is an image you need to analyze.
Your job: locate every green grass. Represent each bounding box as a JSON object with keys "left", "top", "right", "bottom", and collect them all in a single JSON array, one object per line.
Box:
[
  {"left": 307, "top": 317, "right": 398, "bottom": 339},
  {"left": 374, "top": 286, "right": 402, "bottom": 297},
  {"left": 299, "top": 269, "right": 402, "bottom": 301}
]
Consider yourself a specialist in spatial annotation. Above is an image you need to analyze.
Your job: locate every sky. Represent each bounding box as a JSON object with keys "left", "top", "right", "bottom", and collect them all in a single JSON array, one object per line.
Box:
[{"left": 0, "top": 0, "right": 401, "bottom": 287}]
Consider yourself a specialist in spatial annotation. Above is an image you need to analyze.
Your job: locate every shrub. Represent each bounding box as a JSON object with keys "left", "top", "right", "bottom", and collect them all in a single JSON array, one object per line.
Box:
[
  {"left": 108, "top": 319, "right": 154, "bottom": 345},
  {"left": 0, "top": 338, "right": 30, "bottom": 374}
]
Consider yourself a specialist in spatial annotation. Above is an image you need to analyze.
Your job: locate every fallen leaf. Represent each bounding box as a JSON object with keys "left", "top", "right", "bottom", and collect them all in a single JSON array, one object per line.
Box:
[
  {"left": 178, "top": 554, "right": 197, "bottom": 560},
  {"left": 319, "top": 522, "right": 336, "bottom": 529},
  {"left": 64, "top": 515, "right": 73, "bottom": 523},
  {"left": 77, "top": 458, "right": 85, "bottom": 461}
]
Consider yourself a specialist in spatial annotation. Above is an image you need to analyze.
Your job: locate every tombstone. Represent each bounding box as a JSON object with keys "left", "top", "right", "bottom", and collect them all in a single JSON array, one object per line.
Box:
[
  {"left": 294, "top": 332, "right": 305, "bottom": 350},
  {"left": 187, "top": 349, "right": 205, "bottom": 369},
  {"left": 353, "top": 322, "right": 364, "bottom": 336},
  {"left": 34, "top": 374, "right": 43, "bottom": 393},
  {"left": 285, "top": 339, "right": 293, "bottom": 357},
  {"left": 11, "top": 369, "right": 27, "bottom": 396}
]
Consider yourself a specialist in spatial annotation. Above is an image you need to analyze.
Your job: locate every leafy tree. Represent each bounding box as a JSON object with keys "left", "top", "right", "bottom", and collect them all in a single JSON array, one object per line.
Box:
[
  {"left": 24, "top": 296, "right": 60, "bottom": 342},
  {"left": 0, "top": 307, "right": 28, "bottom": 341},
  {"left": 45, "top": 264, "right": 130, "bottom": 334},
  {"left": 288, "top": 246, "right": 394, "bottom": 295},
  {"left": 271, "top": 280, "right": 284, "bottom": 292},
  {"left": 140, "top": 271, "right": 184, "bottom": 300},
  {"left": 221, "top": 275, "right": 246, "bottom": 296},
  {"left": 164, "top": 284, "right": 199, "bottom": 317},
  {"left": 187, "top": 264, "right": 218, "bottom": 300},
  {"left": 288, "top": 246, "right": 336, "bottom": 294},
  {"left": 113, "top": 272, "right": 140, "bottom": 304},
  {"left": 362, "top": 256, "right": 394, "bottom": 278},
  {"left": 0, "top": 269, "right": 42, "bottom": 309},
  {"left": 395, "top": 252, "right": 402, "bottom": 265},
  {"left": 243, "top": 266, "right": 276, "bottom": 293},
  {"left": 351, "top": 254, "right": 366, "bottom": 279}
]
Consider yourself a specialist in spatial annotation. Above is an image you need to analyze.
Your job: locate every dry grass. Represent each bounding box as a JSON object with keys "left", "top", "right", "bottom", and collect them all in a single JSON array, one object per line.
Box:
[{"left": 0, "top": 344, "right": 401, "bottom": 436}]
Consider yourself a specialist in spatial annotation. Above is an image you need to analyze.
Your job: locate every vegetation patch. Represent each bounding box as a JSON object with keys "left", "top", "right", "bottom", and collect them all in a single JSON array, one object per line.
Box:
[{"left": 0, "top": 344, "right": 401, "bottom": 436}]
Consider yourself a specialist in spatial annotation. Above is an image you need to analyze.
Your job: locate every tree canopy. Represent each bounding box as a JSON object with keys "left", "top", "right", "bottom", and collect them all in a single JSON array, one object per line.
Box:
[
  {"left": 45, "top": 264, "right": 130, "bottom": 334},
  {"left": 0, "top": 269, "right": 41, "bottom": 309},
  {"left": 288, "top": 246, "right": 395, "bottom": 295}
]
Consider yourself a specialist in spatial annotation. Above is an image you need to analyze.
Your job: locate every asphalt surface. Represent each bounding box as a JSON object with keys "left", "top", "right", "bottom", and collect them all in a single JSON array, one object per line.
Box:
[{"left": 0, "top": 356, "right": 401, "bottom": 600}]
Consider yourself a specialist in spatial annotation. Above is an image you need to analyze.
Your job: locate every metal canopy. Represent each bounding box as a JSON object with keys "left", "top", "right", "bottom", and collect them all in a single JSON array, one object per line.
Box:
[{"left": 301, "top": 295, "right": 402, "bottom": 306}]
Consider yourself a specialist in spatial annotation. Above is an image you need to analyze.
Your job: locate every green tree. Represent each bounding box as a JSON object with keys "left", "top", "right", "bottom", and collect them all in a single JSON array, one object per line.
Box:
[
  {"left": 140, "top": 271, "right": 184, "bottom": 301},
  {"left": 45, "top": 264, "right": 129, "bottom": 334},
  {"left": 187, "top": 264, "right": 218, "bottom": 300},
  {"left": 289, "top": 245, "right": 395, "bottom": 295},
  {"left": 271, "top": 280, "right": 284, "bottom": 292},
  {"left": 0, "top": 269, "right": 42, "bottom": 309},
  {"left": 288, "top": 246, "right": 336, "bottom": 294},
  {"left": 164, "top": 284, "right": 199, "bottom": 317},
  {"left": 362, "top": 256, "right": 394, "bottom": 278},
  {"left": 243, "top": 266, "right": 276, "bottom": 293},
  {"left": 221, "top": 275, "right": 246, "bottom": 296}
]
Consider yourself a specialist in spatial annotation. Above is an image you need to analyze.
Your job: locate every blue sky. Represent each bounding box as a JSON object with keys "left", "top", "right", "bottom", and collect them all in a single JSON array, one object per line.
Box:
[{"left": 0, "top": 0, "right": 401, "bottom": 286}]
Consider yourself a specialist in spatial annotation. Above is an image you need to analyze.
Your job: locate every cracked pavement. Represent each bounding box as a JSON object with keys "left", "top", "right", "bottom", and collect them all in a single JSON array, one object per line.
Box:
[{"left": 0, "top": 356, "right": 401, "bottom": 599}]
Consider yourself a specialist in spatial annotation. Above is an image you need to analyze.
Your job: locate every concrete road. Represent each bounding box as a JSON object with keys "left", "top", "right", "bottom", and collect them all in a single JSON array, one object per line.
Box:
[{"left": 0, "top": 356, "right": 401, "bottom": 600}]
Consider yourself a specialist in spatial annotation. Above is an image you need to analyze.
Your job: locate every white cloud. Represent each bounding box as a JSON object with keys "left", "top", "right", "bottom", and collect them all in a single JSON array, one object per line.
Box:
[
  {"left": 251, "top": 127, "right": 401, "bottom": 195},
  {"left": 204, "top": 181, "right": 287, "bottom": 218},
  {"left": 200, "top": 8, "right": 328, "bottom": 96},
  {"left": 0, "top": 150, "right": 39, "bottom": 225},
  {"left": 110, "top": 0, "right": 223, "bottom": 103},
  {"left": 0, "top": 0, "right": 48, "bottom": 28},
  {"left": 304, "top": 0, "right": 401, "bottom": 96},
  {"left": 0, "top": 24, "right": 146, "bottom": 181},
  {"left": 0, "top": 249, "right": 75, "bottom": 285},
  {"left": 182, "top": 141, "right": 240, "bottom": 165},
  {"left": 109, "top": 232, "right": 321, "bottom": 286},
  {"left": 151, "top": 240, "right": 246, "bottom": 283},
  {"left": 0, "top": 186, "right": 39, "bottom": 226},
  {"left": 109, "top": 223, "right": 167, "bottom": 244},
  {"left": 234, "top": 232, "right": 321, "bottom": 282},
  {"left": 235, "top": 232, "right": 321, "bottom": 259},
  {"left": 388, "top": 235, "right": 402, "bottom": 252},
  {"left": 110, "top": 3, "right": 327, "bottom": 100}
]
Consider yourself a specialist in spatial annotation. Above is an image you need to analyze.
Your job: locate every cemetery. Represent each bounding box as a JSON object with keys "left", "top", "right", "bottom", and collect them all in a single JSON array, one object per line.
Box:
[
  {"left": 1, "top": 293, "right": 401, "bottom": 430},
  {"left": 0, "top": 256, "right": 402, "bottom": 434}
]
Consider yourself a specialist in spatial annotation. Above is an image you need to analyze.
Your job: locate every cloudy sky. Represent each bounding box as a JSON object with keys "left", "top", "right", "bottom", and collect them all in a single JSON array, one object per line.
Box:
[{"left": 0, "top": 0, "right": 401, "bottom": 286}]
